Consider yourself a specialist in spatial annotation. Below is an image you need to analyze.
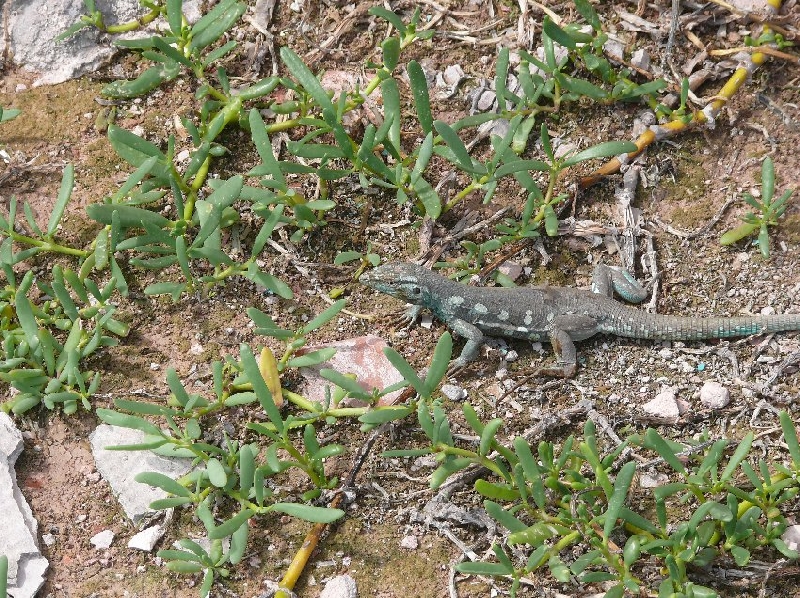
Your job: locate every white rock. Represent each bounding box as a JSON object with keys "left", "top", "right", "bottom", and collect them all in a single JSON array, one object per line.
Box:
[
  {"left": 128, "top": 527, "right": 161, "bottom": 551},
  {"left": 699, "top": 381, "right": 730, "bottom": 409},
  {"left": 642, "top": 390, "right": 679, "bottom": 422},
  {"left": 0, "top": 413, "right": 48, "bottom": 598},
  {"left": 319, "top": 574, "right": 357, "bottom": 598},
  {"left": 640, "top": 472, "right": 669, "bottom": 488},
  {"left": 440, "top": 384, "right": 467, "bottom": 401},
  {"left": 781, "top": 524, "right": 800, "bottom": 551},
  {"left": 90, "top": 529, "right": 115, "bottom": 550},
  {"left": 400, "top": 535, "right": 418, "bottom": 550}
]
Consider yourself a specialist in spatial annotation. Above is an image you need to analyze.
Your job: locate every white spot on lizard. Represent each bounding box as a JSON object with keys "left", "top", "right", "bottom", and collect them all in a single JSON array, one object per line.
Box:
[
  {"left": 448, "top": 296, "right": 465, "bottom": 307},
  {"left": 473, "top": 303, "right": 488, "bottom": 314},
  {"left": 497, "top": 310, "right": 509, "bottom": 320}
]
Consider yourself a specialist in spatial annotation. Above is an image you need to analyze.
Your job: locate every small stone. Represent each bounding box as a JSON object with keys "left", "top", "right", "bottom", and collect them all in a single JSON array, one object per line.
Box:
[
  {"left": 603, "top": 38, "right": 625, "bottom": 61},
  {"left": 400, "top": 535, "right": 418, "bottom": 550},
  {"left": 498, "top": 262, "right": 523, "bottom": 282},
  {"left": 699, "top": 381, "right": 730, "bottom": 409},
  {"left": 440, "top": 384, "right": 467, "bottom": 401},
  {"left": 631, "top": 48, "right": 650, "bottom": 70},
  {"left": 675, "top": 398, "right": 691, "bottom": 415},
  {"left": 642, "top": 390, "right": 679, "bottom": 422},
  {"left": 90, "top": 530, "right": 115, "bottom": 550},
  {"left": 640, "top": 472, "right": 669, "bottom": 488},
  {"left": 319, "top": 574, "right": 357, "bottom": 598},
  {"left": 128, "top": 524, "right": 166, "bottom": 552},
  {"left": 781, "top": 525, "right": 800, "bottom": 551},
  {"left": 442, "top": 64, "right": 464, "bottom": 85},
  {"left": 410, "top": 455, "right": 437, "bottom": 471},
  {"left": 553, "top": 141, "right": 577, "bottom": 159}
]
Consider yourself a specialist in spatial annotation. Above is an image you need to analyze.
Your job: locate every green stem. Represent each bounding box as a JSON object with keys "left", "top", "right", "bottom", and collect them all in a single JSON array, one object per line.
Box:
[
  {"left": 265, "top": 118, "right": 303, "bottom": 133},
  {"left": 552, "top": 530, "right": 582, "bottom": 551},
  {"left": 442, "top": 181, "right": 480, "bottom": 213},
  {"left": 435, "top": 444, "right": 506, "bottom": 478},
  {"left": 104, "top": 7, "right": 163, "bottom": 33},
  {"left": 3, "top": 232, "right": 89, "bottom": 258},
  {"left": 281, "top": 390, "right": 370, "bottom": 418}
]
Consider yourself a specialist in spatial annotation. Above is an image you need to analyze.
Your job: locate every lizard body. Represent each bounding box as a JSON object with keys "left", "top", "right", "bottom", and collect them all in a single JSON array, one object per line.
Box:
[{"left": 360, "top": 262, "right": 800, "bottom": 376}]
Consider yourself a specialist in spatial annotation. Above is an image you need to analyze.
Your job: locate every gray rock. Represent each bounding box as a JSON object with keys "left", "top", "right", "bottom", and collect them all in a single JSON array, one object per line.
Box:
[
  {"left": 90, "top": 529, "right": 115, "bottom": 550},
  {"left": 781, "top": 524, "right": 800, "bottom": 552},
  {"left": 3, "top": 0, "right": 200, "bottom": 86},
  {"left": 0, "top": 413, "right": 48, "bottom": 598},
  {"left": 440, "top": 384, "right": 467, "bottom": 402},
  {"left": 90, "top": 425, "right": 193, "bottom": 524}
]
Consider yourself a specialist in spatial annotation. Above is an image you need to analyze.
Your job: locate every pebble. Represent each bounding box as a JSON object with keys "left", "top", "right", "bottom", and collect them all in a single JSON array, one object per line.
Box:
[
  {"left": 782, "top": 525, "right": 800, "bottom": 551},
  {"left": 440, "top": 384, "right": 467, "bottom": 401},
  {"left": 90, "top": 529, "right": 115, "bottom": 550},
  {"left": 400, "top": 535, "right": 418, "bottom": 550},
  {"left": 699, "top": 381, "right": 730, "bottom": 409},
  {"left": 319, "top": 574, "right": 357, "bottom": 598},
  {"left": 640, "top": 472, "right": 669, "bottom": 488},
  {"left": 631, "top": 48, "right": 650, "bottom": 70},
  {"left": 642, "top": 389, "right": 679, "bottom": 422}
]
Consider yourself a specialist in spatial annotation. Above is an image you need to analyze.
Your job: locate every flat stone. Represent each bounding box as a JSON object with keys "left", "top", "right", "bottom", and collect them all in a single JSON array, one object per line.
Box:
[
  {"left": 400, "top": 535, "right": 418, "bottom": 550},
  {"left": 3, "top": 0, "right": 201, "bottom": 86},
  {"left": 90, "top": 529, "right": 115, "bottom": 550},
  {"left": 319, "top": 574, "right": 357, "bottom": 598},
  {"left": 298, "top": 335, "right": 406, "bottom": 407},
  {"left": 128, "top": 521, "right": 167, "bottom": 552},
  {"left": 0, "top": 413, "right": 48, "bottom": 598},
  {"left": 90, "top": 425, "right": 193, "bottom": 524},
  {"left": 642, "top": 389, "right": 679, "bottom": 422}
]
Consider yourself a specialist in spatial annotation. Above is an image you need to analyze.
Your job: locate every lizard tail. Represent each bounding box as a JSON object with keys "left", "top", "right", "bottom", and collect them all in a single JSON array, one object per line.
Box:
[{"left": 602, "top": 309, "right": 800, "bottom": 341}]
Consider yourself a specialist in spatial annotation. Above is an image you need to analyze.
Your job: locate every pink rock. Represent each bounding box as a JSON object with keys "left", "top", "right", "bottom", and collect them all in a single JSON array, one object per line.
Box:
[{"left": 298, "top": 336, "right": 406, "bottom": 407}]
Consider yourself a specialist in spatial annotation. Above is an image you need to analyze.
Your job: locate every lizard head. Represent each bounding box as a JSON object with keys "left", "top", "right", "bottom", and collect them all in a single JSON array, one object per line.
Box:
[{"left": 359, "top": 262, "right": 433, "bottom": 306}]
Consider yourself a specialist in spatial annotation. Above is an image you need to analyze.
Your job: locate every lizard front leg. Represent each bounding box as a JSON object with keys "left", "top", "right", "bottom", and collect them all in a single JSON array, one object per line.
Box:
[
  {"left": 402, "top": 304, "right": 424, "bottom": 325},
  {"left": 447, "top": 318, "right": 485, "bottom": 369}
]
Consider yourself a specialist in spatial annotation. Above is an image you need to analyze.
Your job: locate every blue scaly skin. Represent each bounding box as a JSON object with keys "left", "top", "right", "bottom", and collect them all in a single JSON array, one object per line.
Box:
[{"left": 360, "top": 262, "right": 800, "bottom": 377}]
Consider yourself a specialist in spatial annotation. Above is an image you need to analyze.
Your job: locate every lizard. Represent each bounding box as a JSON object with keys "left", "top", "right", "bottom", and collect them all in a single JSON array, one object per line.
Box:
[{"left": 359, "top": 261, "right": 800, "bottom": 377}]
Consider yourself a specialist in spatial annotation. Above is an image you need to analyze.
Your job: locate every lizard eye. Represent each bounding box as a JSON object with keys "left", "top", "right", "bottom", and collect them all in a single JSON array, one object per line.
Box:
[{"left": 410, "top": 286, "right": 422, "bottom": 295}]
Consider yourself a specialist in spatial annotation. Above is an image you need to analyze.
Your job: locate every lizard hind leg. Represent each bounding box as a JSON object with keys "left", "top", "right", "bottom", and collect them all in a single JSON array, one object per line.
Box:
[{"left": 540, "top": 328, "right": 578, "bottom": 378}]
